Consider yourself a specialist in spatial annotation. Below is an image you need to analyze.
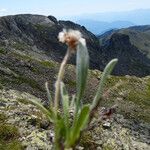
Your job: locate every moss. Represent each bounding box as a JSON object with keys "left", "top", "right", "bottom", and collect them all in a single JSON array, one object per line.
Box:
[
  {"left": 98, "top": 75, "right": 150, "bottom": 123},
  {"left": 90, "top": 69, "right": 101, "bottom": 79},
  {"left": 0, "top": 124, "right": 19, "bottom": 140},
  {"left": 29, "top": 66, "right": 41, "bottom": 74},
  {"left": 17, "top": 76, "right": 44, "bottom": 91},
  {"left": 0, "top": 113, "right": 7, "bottom": 123},
  {"left": 34, "top": 24, "right": 47, "bottom": 31},
  {"left": 127, "top": 90, "right": 150, "bottom": 108},
  {"left": 103, "top": 144, "right": 113, "bottom": 150},
  {"left": 0, "top": 74, "right": 44, "bottom": 92},
  {"left": 0, "top": 83, "right": 3, "bottom": 89},
  {"left": 12, "top": 42, "right": 27, "bottom": 51},
  {"left": 40, "top": 60, "right": 55, "bottom": 68},
  {"left": 12, "top": 52, "right": 33, "bottom": 61},
  {"left": 0, "top": 140, "right": 23, "bottom": 150},
  {"left": 0, "top": 123, "right": 23, "bottom": 149},
  {"left": 125, "top": 89, "right": 150, "bottom": 122},
  {"left": 17, "top": 98, "right": 30, "bottom": 105},
  {"left": 80, "top": 132, "right": 97, "bottom": 149},
  {"left": 0, "top": 47, "right": 6, "bottom": 54},
  {"left": 12, "top": 51, "right": 56, "bottom": 71},
  {"left": 65, "top": 79, "right": 76, "bottom": 87}
]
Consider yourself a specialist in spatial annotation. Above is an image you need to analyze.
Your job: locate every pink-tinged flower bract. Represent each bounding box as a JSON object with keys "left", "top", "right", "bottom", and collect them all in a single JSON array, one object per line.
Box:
[{"left": 58, "top": 29, "right": 84, "bottom": 50}]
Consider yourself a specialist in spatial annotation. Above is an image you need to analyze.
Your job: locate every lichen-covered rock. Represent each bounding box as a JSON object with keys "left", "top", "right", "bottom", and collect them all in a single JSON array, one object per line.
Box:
[
  {"left": 0, "top": 89, "right": 149, "bottom": 150},
  {"left": 0, "top": 89, "right": 54, "bottom": 149}
]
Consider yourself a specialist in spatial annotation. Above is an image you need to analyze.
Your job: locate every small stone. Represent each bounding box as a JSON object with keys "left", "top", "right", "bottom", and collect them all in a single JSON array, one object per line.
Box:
[
  {"left": 102, "top": 122, "right": 111, "bottom": 129},
  {"left": 40, "top": 121, "right": 50, "bottom": 129}
]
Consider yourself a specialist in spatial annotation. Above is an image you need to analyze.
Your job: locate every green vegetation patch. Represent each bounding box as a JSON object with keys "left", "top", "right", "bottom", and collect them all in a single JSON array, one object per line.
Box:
[
  {"left": 0, "top": 113, "right": 7, "bottom": 123},
  {"left": 0, "top": 124, "right": 23, "bottom": 150},
  {"left": 12, "top": 52, "right": 33, "bottom": 61},
  {"left": 12, "top": 42, "right": 27, "bottom": 51},
  {"left": 34, "top": 24, "right": 48, "bottom": 31},
  {"left": 0, "top": 124, "right": 19, "bottom": 141},
  {"left": 0, "top": 140, "right": 23, "bottom": 150},
  {"left": 40, "top": 60, "right": 56, "bottom": 68},
  {"left": 0, "top": 74, "right": 44, "bottom": 92},
  {"left": 0, "top": 47, "right": 6, "bottom": 54},
  {"left": 16, "top": 75, "right": 44, "bottom": 91},
  {"left": 101, "top": 75, "right": 150, "bottom": 123},
  {"left": 65, "top": 79, "right": 76, "bottom": 87},
  {"left": 80, "top": 132, "right": 97, "bottom": 149}
]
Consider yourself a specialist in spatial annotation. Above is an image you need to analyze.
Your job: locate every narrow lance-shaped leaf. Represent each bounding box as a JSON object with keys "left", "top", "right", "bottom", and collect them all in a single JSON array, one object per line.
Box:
[
  {"left": 91, "top": 58, "right": 118, "bottom": 110},
  {"left": 45, "top": 82, "right": 53, "bottom": 108},
  {"left": 23, "top": 98, "right": 54, "bottom": 122},
  {"left": 69, "top": 105, "right": 90, "bottom": 146},
  {"left": 70, "top": 94, "right": 76, "bottom": 108},
  {"left": 60, "top": 82, "right": 70, "bottom": 139},
  {"left": 76, "top": 40, "right": 89, "bottom": 109}
]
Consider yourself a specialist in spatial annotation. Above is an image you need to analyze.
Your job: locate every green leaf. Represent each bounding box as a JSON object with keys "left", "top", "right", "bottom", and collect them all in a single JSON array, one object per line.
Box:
[
  {"left": 91, "top": 58, "right": 118, "bottom": 110},
  {"left": 23, "top": 98, "right": 54, "bottom": 122},
  {"left": 76, "top": 41, "right": 89, "bottom": 109},
  {"left": 70, "top": 105, "right": 90, "bottom": 146},
  {"left": 60, "top": 82, "right": 70, "bottom": 139},
  {"left": 45, "top": 82, "right": 53, "bottom": 107},
  {"left": 54, "top": 115, "right": 66, "bottom": 149},
  {"left": 70, "top": 94, "right": 76, "bottom": 108}
]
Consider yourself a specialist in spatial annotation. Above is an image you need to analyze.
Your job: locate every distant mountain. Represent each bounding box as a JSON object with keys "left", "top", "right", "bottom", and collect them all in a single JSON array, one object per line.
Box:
[
  {"left": 75, "top": 20, "right": 134, "bottom": 35},
  {"left": 98, "top": 25, "right": 150, "bottom": 76},
  {"left": 64, "top": 9, "right": 150, "bottom": 34},
  {"left": 69, "top": 9, "right": 150, "bottom": 25},
  {"left": 99, "top": 25, "right": 150, "bottom": 57}
]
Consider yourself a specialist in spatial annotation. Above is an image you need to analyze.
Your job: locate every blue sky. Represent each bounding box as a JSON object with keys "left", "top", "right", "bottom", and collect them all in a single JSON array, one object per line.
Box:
[{"left": 0, "top": 0, "right": 150, "bottom": 18}]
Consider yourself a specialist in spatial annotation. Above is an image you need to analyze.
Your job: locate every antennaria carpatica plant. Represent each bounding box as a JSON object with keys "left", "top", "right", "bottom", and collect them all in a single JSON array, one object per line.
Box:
[{"left": 23, "top": 29, "right": 118, "bottom": 149}]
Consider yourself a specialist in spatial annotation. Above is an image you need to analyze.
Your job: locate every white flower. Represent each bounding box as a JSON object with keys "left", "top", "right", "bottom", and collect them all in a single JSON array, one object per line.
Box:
[
  {"left": 58, "top": 29, "right": 84, "bottom": 50},
  {"left": 58, "top": 29, "right": 67, "bottom": 43}
]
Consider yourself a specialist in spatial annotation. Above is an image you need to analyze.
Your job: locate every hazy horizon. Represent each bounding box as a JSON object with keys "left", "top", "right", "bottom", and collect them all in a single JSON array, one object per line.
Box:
[{"left": 1, "top": 0, "right": 150, "bottom": 18}]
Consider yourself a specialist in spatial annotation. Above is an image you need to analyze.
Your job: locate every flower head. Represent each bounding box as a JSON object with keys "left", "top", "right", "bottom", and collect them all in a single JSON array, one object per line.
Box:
[{"left": 58, "top": 29, "right": 84, "bottom": 50}]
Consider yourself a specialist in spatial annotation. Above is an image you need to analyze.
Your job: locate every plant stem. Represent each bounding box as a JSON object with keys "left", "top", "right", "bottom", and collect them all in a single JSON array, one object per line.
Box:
[{"left": 54, "top": 49, "right": 71, "bottom": 112}]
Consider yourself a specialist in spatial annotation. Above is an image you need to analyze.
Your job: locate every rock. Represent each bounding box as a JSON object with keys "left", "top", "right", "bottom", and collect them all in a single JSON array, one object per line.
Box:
[
  {"left": 102, "top": 122, "right": 111, "bottom": 129},
  {"left": 47, "top": 15, "right": 57, "bottom": 24}
]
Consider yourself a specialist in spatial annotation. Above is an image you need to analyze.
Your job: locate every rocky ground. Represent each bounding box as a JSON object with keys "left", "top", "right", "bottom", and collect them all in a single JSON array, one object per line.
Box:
[
  {"left": 0, "top": 48, "right": 150, "bottom": 150},
  {"left": 0, "top": 89, "right": 149, "bottom": 150}
]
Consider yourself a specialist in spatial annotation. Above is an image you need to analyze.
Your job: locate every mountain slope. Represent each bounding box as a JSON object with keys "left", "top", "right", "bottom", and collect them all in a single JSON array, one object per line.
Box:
[
  {"left": 98, "top": 25, "right": 150, "bottom": 76},
  {"left": 0, "top": 44, "right": 150, "bottom": 149},
  {"left": 1, "top": 14, "right": 150, "bottom": 76},
  {"left": 0, "top": 14, "right": 100, "bottom": 69}
]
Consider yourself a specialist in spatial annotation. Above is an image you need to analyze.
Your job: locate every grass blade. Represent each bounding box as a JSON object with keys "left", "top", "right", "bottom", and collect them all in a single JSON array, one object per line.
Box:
[
  {"left": 23, "top": 98, "right": 54, "bottom": 122},
  {"left": 45, "top": 82, "right": 53, "bottom": 107}
]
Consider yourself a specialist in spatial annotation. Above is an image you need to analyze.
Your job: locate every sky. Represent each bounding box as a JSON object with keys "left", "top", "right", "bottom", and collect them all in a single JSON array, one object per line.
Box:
[{"left": 0, "top": 0, "right": 150, "bottom": 18}]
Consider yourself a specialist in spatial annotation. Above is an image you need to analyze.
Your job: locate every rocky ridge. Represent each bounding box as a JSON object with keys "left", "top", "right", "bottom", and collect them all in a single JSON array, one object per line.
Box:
[
  {"left": 98, "top": 26, "right": 150, "bottom": 76},
  {"left": 1, "top": 14, "right": 150, "bottom": 76}
]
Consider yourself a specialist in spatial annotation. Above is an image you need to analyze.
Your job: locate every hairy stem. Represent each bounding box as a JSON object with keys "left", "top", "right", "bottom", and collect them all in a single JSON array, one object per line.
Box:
[{"left": 54, "top": 49, "right": 71, "bottom": 112}]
